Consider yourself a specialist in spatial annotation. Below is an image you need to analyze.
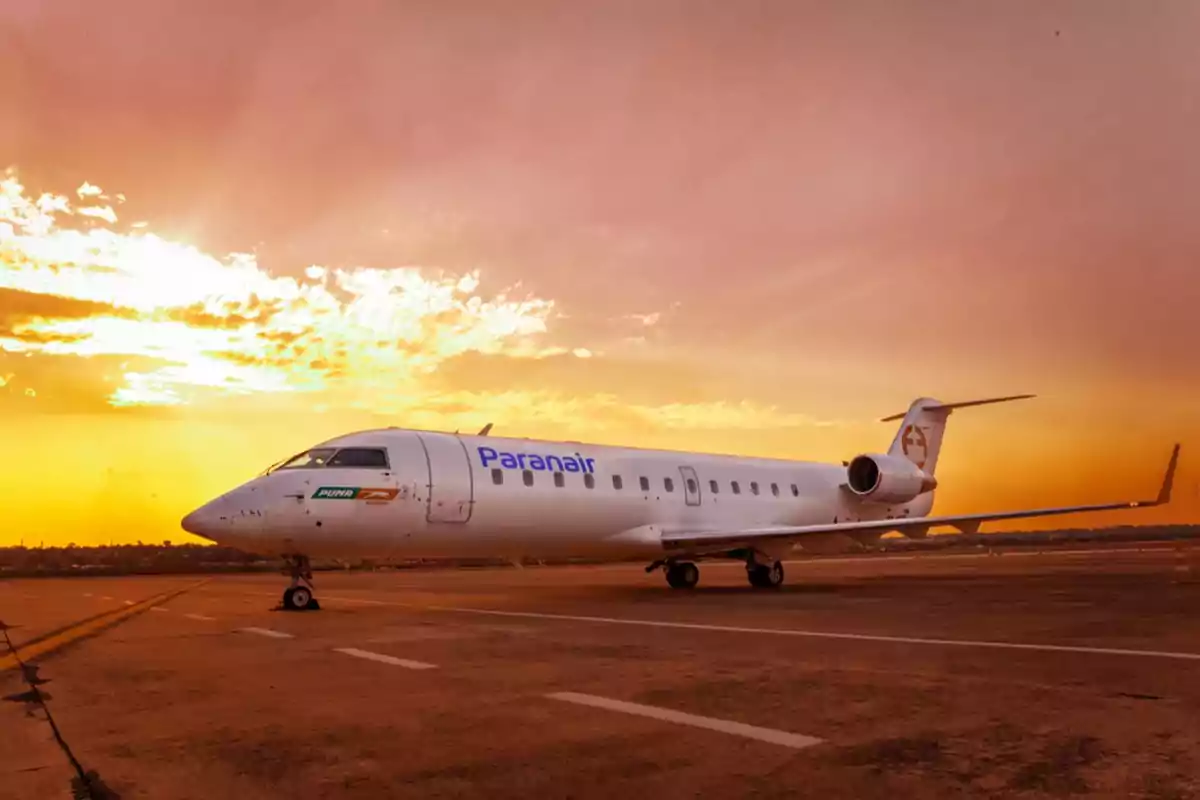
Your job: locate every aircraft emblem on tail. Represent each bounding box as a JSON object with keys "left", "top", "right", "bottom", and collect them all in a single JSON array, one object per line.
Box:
[{"left": 901, "top": 424, "right": 929, "bottom": 469}]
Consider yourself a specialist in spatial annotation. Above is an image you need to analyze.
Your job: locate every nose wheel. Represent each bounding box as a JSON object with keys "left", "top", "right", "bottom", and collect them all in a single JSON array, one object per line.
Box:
[{"left": 280, "top": 554, "right": 320, "bottom": 611}]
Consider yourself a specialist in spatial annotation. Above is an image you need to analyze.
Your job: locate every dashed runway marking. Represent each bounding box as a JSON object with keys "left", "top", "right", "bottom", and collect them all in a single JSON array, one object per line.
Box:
[
  {"left": 333, "top": 647, "right": 437, "bottom": 670},
  {"left": 122, "top": 600, "right": 134, "bottom": 606},
  {"left": 150, "top": 607, "right": 168, "bottom": 613},
  {"left": 547, "top": 692, "right": 823, "bottom": 750},
  {"left": 239, "top": 627, "right": 293, "bottom": 639},
  {"left": 184, "top": 614, "right": 216, "bottom": 622}
]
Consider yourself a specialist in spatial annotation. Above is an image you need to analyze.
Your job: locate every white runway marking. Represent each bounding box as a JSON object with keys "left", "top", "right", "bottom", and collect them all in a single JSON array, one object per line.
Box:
[
  {"left": 184, "top": 613, "right": 216, "bottom": 622},
  {"left": 122, "top": 600, "right": 134, "bottom": 606},
  {"left": 101, "top": 596, "right": 113, "bottom": 600},
  {"left": 150, "top": 607, "right": 168, "bottom": 613},
  {"left": 240, "top": 627, "right": 293, "bottom": 639},
  {"left": 438, "top": 606, "right": 1200, "bottom": 663},
  {"left": 333, "top": 647, "right": 437, "bottom": 670},
  {"left": 547, "top": 692, "right": 823, "bottom": 750},
  {"left": 83, "top": 592, "right": 93, "bottom": 598}
]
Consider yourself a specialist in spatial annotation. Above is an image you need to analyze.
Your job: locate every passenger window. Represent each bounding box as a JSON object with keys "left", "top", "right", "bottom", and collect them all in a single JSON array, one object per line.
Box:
[
  {"left": 709, "top": 480, "right": 719, "bottom": 494},
  {"left": 492, "top": 468, "right": 503, "bottom": 485},
  {"left": 686, "top": 478, "right": 697, "bottom": 494},
  {"left": 554, "top": 472, "right": 565, "bottom": 488},
  {"left": 664, "top": 477, "right": 675, "bottom": 492},
  {"left": 277, "top": 448, "right": 338, "bottom": 469},
  {"left": 584, "top": 473, "right": 595, "bottom": 489},
  {"left": 328, "top": 447, "right": 389, "bottom": 468},
  {"left": 640, "top": 476, "right": 650, "bottom": 491},
  {"left": 791, "top": 484, "right": 799, "bottom": 497},
  {"left": 523, "top": 469, "right": 534, "bottom": 487},
  {"left": 771, "top": 483, "right": 779, "bottom": 497},
  {"left": 751, "top": 481, "right": 760, "bottom": 495},
  {"left": 612, "top": 475, "right": 623, "bottom": 490},
  {"left": 732, "top": 481, "right": 741, "bottom": 494}
]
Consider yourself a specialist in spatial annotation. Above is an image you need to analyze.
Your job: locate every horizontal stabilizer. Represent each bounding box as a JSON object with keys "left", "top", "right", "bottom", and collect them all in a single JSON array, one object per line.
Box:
[{"left": 880, "top": 394, "right": 1036, "bottom": 422}]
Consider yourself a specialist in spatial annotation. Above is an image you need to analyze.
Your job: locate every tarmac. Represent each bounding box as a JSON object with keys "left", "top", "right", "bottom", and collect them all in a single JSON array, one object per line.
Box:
[{"left": 1, "top": 543, "right": 1198, "bottom": 799}]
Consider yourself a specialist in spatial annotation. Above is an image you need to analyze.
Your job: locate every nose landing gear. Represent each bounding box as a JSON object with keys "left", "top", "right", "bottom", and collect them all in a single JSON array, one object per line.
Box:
[{"left": 280, "top": 554, "right": 320, "bottom": 611}]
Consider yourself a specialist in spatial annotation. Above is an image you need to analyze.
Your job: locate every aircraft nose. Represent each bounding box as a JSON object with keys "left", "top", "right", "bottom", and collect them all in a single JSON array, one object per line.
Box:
[{"left": 181, "top": 504, "right": 220, "bottom": 542}]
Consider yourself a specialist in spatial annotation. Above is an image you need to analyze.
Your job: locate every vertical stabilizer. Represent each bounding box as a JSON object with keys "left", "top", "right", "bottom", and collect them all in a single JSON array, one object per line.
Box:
[{"left": 883, "top": 394, "right": 1035, "bottom": 476}]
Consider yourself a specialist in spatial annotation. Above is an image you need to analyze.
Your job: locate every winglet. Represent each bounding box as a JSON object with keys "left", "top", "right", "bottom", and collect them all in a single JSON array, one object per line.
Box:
[
  {"left": 478, "top": 423, "right": 494, "bottom": 437},
  {"left": 1148, "top": 443, "right": 1180, "bottom": 506}
]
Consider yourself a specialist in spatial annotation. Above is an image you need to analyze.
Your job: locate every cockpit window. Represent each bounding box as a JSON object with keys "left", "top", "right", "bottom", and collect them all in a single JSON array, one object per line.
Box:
[
  {"left": 327, "top": 448, "right": 390, "bottom": 468},
  {"left": 276, "top": 448, "right": 338, "bottom": 470},
  {"left": 269, "top": 446, "right": 389, "bottom": 472}
]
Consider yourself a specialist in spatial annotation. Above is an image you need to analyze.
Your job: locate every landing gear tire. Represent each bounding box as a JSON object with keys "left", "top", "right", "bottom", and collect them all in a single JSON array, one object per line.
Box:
[
  {"left": 665, "top": 561, "right": 700, "bottom": 589},
  {"left": 281, "top": 554, "right": 320, "bottom": 611},
  {"left": 283, "top": 585, "right": 318, "bottom": 611},
  {"left": 747, "top": 560, "right": 784, "bottom": 589}
]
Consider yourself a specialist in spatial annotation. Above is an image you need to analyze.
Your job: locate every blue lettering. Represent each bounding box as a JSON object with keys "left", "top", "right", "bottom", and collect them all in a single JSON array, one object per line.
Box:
[{"left": 477, "top": 446, "right": 597, "bottom": 474}]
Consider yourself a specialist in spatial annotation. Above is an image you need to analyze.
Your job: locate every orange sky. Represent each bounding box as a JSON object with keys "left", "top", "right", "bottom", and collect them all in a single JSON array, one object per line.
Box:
[{"left": 1, "top": 1, "right": 1196, "bottom": 547}]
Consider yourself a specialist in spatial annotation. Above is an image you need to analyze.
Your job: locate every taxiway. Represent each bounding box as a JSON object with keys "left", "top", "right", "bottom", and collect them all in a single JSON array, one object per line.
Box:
[{"left": 2, "top": 544, "right": 1198, "bottom": 799}]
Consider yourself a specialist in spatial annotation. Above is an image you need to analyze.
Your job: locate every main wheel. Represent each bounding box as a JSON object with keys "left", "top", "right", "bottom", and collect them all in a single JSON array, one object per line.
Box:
[
  {"left": 747, "top": 560, "right": 784, "bottom": 589},
  {"left": 665, "top": 561, "right": 700, "bottom": 589},
  {"left": 283, "top": 585, "right": 313, "bottom": 610}
]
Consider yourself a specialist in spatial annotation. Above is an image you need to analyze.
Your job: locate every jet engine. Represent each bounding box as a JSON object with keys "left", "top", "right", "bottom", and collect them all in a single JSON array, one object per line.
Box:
[{"left": 845, "top": 454, "right": 937, "bottom": 504}]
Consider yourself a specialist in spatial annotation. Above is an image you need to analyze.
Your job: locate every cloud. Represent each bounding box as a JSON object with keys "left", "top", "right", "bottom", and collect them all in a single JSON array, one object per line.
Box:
[
  {"left": 0, "top": 169, "right": 848, "bottom": 435},
  {"left": 0, "top": 170, "right": 565, "bottom": 408}
]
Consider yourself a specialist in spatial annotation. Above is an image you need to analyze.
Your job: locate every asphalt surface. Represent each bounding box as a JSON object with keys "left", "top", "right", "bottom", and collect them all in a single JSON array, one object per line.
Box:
[{"left": 2, "top": 545, "right": 1198, "bottom": 799}]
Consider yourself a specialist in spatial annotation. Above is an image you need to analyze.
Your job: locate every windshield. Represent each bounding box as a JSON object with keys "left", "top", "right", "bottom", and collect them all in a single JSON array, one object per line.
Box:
[
  {"left": 275, "top": 448, "right": 339, "bottom": 470},
  {"left": 265, "top": 447, "right": 390, "bottom": 473}
]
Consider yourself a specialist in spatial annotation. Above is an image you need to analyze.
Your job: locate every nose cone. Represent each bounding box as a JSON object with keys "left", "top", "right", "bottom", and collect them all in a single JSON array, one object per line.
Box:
[{"left": 181, "top": 504, "right": 220, "bottom": 542}]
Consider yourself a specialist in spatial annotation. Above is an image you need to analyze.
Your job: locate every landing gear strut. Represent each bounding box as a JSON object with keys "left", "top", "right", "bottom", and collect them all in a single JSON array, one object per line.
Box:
[
  {"left": 281, "top": 554, "right": 320, "bottom": 611},
  {"left": 746, "top": 559, "right": 784, "bottom": 589},
  {"left": 664, "top": 561, "right": 700, "bottom": 589}
]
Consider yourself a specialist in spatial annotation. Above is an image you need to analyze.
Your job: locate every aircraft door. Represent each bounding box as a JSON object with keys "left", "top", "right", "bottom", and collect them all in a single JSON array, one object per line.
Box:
[
  {"left": 679, "top": 465, "right": 702, "bottom": 507},
  {"left": 417, "top": 433, "right": 475, "bottom": 523}
]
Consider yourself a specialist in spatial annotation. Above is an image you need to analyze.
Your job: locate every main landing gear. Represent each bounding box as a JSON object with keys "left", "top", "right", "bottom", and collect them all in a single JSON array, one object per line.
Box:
[
  {"left": 664, "top": 561, "right": 700, "bottom": 589},
  {"left": 746, "top": 559, "right": 784, "bottom": 589},
  {"left": 281, "top": 554, "right": 320, "bottom": 611}
]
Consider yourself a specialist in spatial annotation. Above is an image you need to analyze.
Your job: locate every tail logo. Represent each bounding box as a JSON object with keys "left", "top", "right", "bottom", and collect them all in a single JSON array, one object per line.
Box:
[{"left": 901, "top": 424, "right": 929, "bottom": 469}]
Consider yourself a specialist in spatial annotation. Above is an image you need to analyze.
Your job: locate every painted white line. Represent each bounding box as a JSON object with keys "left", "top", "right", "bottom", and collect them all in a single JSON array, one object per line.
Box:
[
  {"left": 150, "top": 607, "right": 168, "bottom": 613},
  {"left": 333, "top": 647, "right": 437, "bottom": 670},
  {"left": 239, "top": 627, "right": 293, "bottom": 639},
  {"left": 437, "top": 606, "right": 1200, "bottom": 663},
  {"left": 101, "top": 596, "right": 114, "bottom": 600},
  {"left": 123, "top": 600, "right": 135, "bottom": 606},
  {"left": 184, "top": 613, "right": 216, "bottom": 622},
  {"left": 83, "top": 592, "right": 93, "bottom": 598},
  {"left": 322, "top": 595, "right": 393, "bottom": 606},
  {"left": 548, "top": 692, "right": 822, "bottom": 750}
]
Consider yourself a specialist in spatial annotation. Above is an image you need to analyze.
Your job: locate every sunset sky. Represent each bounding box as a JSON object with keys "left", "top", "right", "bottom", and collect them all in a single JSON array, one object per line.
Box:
[{"left": 1, "top": 1, "right": 1196, "bottom": 547}]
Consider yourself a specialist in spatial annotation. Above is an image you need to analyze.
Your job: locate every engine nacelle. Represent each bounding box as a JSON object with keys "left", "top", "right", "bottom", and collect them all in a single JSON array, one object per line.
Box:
[{"left": 845, "top": 454, "right": 938, "bottom": 504}]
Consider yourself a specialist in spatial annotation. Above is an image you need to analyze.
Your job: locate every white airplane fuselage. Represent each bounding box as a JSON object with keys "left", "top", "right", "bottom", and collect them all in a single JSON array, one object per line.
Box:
[{"left": 183, "top": 427, "right": 932, "bottom": 562}]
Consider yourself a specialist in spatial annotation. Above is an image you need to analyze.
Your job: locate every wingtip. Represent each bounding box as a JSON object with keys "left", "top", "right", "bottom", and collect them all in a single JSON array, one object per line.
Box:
[{"left": 1153, "top": 443, "right": 1181, "bottom": 506}]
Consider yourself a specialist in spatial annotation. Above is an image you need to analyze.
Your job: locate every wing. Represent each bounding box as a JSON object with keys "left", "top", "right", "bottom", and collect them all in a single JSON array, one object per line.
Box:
[{"left": 662, "top": 444, "right": 1180, "bottom": 551}]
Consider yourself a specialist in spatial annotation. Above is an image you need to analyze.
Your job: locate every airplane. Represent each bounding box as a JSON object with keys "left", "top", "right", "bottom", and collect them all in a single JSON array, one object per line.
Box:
[{"left": 181, "top": 394, "right": 1180, "bottom": 610}]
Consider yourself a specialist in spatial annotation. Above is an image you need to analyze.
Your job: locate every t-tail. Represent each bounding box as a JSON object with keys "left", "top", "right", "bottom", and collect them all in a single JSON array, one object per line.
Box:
[{"left": 882, "top": 394, "right": 1037, "bottom": 476}]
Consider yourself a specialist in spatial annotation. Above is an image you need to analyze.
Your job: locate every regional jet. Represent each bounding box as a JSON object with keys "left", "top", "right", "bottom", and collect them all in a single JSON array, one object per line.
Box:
[{"left": 181, "top": 395, "right": 1180, "bottom": 610}]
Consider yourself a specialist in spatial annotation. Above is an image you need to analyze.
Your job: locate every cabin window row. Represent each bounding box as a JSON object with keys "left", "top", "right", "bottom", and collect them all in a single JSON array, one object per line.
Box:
[{"left": 490, "top": 468, "right": 802, "bottom": 498}]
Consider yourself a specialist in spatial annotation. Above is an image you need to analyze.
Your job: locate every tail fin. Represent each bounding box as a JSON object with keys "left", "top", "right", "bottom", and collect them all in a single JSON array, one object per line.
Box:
[{"left": 884, "top": 394, "right": 1036, "bottom": 475}]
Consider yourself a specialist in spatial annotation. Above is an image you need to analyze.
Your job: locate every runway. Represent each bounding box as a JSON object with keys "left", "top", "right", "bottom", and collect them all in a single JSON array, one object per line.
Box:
[{"left": 2, "top": 545, "right": 1199, "bottom": 799}]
